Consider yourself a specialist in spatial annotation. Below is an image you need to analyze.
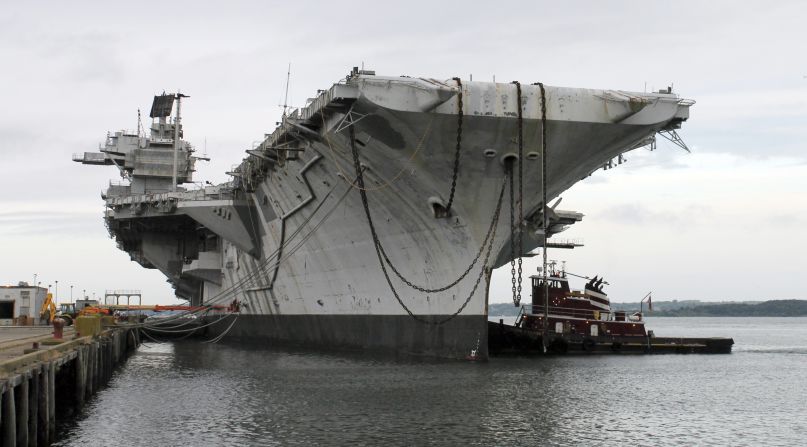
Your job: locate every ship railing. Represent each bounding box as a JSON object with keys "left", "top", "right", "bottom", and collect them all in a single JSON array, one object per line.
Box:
[
  {"left": 520, "top": 304, "right": 647, "bottom": 324},
  {"left": 176, "top": 188, "right": 234, "bottom": 202},
  {"left": 73, "top": 152, "right": 107, "bottom": 162},
  {"left": 520, "top": 304, "right": 613, "bottom": 321},
  {"left": 104, "top": 187, "right": 236, "bottom": 207},
  {"left": 545, "top": 238, "right": 585, "bottom": 248},
  {"left": 255, "top": 81, "right": 359, "bottom": 153},
  {"left": 105, "top": 289, "right": 141, "bottom": 296},
  {"left": 104, "top": 128, "right": 139, "bottom": 137}
]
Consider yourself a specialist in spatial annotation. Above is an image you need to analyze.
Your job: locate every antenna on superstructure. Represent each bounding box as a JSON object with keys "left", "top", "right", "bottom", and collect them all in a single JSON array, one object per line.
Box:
[
  {"left": 137, "top": 109, "right": 142, "bottom": 138},
  {"left": 281, "top": 62, "right": 291, "bottom": 118},
  {"left": 171, "top": 91, "right": 189, "bottom": 192},
  {"left": 196, "top": 136, "right": 210, "bottom": 161}
]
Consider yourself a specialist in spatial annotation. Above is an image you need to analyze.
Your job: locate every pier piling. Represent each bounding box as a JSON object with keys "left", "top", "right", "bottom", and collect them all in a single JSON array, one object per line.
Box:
[
  {"left": 2, "top": 383, "right": 14, "bottom": 446},
  {"left": 37, "top": 364, "right": 49, "bottom": 446},
  {"left": 15, "top": 375, "right": 27, "bottom": 446},
  {"left": 0, "top": 326, "right": 140, "bottom": 446},
  {"left": 29, "top": 369, "right": 38, "bottom": 446}
]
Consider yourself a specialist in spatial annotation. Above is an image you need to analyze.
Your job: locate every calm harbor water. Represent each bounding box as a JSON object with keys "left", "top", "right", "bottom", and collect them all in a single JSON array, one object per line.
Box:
[{"left": 55, "top": 317, "right": 807, "bottom": 446}]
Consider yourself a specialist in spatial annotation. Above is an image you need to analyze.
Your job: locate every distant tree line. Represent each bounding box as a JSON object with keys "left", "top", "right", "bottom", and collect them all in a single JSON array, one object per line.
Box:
[
  {"left": 488, "top": 303, "right": 522, "bottom": 317},
  {"left": 488, "top": 300, "right": 807, "bottom": 317},
  {"left": 648, "top": 300, "right": 807, "bottom": 317}
]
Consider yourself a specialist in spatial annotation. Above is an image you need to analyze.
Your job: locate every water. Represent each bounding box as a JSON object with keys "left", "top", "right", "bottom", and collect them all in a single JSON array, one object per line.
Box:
[{"left": 55, "top": 318, "right": 807, "bottom": 446}]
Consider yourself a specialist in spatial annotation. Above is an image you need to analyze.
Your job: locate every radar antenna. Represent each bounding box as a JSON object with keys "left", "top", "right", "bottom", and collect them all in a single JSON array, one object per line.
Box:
[{"left": 280, "top": 63, "right": 291, "bottom": 118}]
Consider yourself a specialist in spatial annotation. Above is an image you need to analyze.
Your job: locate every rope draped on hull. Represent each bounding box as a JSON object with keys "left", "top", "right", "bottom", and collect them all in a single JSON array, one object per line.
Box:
[
  {"left": 348, "top": 124, "right": 504, "bottom": 325},
  {"left": 347, "top": 78, "right": 550, "bottom": 324}
]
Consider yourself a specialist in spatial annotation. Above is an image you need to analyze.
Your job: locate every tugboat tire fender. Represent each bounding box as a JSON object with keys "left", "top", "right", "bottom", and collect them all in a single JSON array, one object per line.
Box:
[
  {"left": 611, "top": 341, "right": 623, "bottom": 352},
  {"left": 582, "top": 338, "right": 596, "bottom": 351}
]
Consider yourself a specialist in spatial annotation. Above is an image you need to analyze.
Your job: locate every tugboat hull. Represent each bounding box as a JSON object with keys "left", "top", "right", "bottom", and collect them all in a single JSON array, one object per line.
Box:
[{"left": 488, "top": 321, "right": 734, "bottom": 355}]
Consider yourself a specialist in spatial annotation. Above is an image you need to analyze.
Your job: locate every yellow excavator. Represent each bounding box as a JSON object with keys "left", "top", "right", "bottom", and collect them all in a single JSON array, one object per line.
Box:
[
  {"left": 39, "top": 292, "right": 56, "bottom": 324},
  {"left": 38, "top": 293, "right": 106, "bottom": 325}
]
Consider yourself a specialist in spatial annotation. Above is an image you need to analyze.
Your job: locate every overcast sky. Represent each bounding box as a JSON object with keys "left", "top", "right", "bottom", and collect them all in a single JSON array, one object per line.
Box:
[{"left": 1, "top": 1, "right": 804, "bottom": 305}]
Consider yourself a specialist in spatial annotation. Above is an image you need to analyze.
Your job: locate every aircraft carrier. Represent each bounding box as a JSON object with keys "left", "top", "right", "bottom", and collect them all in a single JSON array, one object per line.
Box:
[{"left": 74, "top": 67, "right": 693, "bottom": 359}]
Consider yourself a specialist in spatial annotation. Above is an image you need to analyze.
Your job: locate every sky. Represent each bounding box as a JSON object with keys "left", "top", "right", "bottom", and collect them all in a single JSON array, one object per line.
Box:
[{"left": 0, "top": 1, "right": 805, "bottom": 305}]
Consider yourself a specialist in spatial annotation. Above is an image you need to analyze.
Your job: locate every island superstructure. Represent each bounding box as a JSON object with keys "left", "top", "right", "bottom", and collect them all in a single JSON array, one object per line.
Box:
[{"left": 74, "top": 68, "right": 693, "bottom": 359}]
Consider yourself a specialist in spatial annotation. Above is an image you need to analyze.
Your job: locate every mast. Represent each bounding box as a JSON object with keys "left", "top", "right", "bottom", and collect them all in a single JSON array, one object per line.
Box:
[
  {"left": 172, "top": 93, "right": 185, "bottom": 192},
  {"left": 281, "top": 63, "right": 291, "bottom": 118}
]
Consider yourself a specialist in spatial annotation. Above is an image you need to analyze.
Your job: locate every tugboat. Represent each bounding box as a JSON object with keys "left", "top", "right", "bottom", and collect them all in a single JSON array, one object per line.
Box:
[{"left": 488, "top": 262, "right": 734, "bottom": 355}]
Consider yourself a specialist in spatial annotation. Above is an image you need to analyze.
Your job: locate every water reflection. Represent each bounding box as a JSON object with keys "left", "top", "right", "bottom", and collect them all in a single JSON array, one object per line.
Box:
[{"left": 56, "top": 318, "right": 807, "bottom": 446}]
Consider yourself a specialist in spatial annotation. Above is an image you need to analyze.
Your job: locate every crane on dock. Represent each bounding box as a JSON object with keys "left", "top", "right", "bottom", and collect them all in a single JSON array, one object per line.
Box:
[{"left": 38, "top": 292, "right": 56, "bottom": 324}]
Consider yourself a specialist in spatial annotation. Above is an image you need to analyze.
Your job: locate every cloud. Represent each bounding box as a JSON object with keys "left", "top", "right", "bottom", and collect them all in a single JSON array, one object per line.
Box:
[
  {"left": 0, "top": 209, "right": 102, "bottom": 236},
  {"left": 683, "top": 87, "right": 807, "bottom": 160},
  {"left": 2, "top": 0, "right": 806, "bottom": 303},
  {"left": 620, "top": 146, "right": 692, "bottom": 171},
  {"left": 762, "top": 213, "right": 807, "bottom": 229},
  {"left": 0, "top": 127, "right": 49, "bottom": 157},
  {"left": 591, "top": 202, "right": 714, "bottom": 228}
]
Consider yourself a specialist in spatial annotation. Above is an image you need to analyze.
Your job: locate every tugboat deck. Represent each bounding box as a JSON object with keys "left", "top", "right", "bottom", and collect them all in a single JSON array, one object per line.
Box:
[{"left": 488, "top": 320, "right": 734, "bottom": 355}]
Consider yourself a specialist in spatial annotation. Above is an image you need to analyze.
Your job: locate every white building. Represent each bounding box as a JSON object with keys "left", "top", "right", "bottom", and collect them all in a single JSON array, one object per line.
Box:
[{"left": 0, "top": 282, "right": 48, "bottom": 325}]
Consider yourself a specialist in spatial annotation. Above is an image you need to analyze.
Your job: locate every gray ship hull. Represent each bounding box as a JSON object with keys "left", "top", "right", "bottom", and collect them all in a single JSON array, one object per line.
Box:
[
  {"left": 77, "top": 71, "right": 692, "bottom": 360},
  {"left": 202, "top": 314, "right": 486, "bottom": 359}
]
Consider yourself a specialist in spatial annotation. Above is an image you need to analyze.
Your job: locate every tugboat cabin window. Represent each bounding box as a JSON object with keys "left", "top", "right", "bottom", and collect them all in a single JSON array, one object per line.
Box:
[{"left": 532, "top": 278, "right": 567, "bottom": 290}]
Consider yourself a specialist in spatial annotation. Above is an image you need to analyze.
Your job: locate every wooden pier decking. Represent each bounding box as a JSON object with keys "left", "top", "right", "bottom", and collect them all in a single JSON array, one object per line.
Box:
[{"left": 0, "top": 324, "right": 140, "bottom": 446}]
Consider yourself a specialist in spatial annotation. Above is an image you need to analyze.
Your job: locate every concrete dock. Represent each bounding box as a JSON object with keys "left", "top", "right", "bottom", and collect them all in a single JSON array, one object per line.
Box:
[{"left": 0, "top": 324, "right": 140, "bottom": 446}]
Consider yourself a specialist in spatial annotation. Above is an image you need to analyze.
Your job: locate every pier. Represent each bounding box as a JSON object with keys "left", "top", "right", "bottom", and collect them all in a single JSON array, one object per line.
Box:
[{"left": 0, "top": 324, "right": 140, "bottom": 446}]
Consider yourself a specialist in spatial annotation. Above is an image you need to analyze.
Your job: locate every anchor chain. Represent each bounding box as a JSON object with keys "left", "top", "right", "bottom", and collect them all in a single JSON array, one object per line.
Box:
[
  {"left": 445, "top": 77, "right": 463, "bottom": 214},
  {"left": 509, "top": 161, "right": 516, "bottom": 305},
  {"left": 379, "top": 179, "right": 502, "bottom": 293},
  {"left": 362, "top": 76, "right": 496, "bottom": 294},
  {"left": 535, "top": 81, "right": 550, "bottom": 344},
  {"left": 515, "top": 81, "right": 524, "bottom": 307},
  {"left": 350, "top": 124, "right": 504, "bottom": 325}
]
